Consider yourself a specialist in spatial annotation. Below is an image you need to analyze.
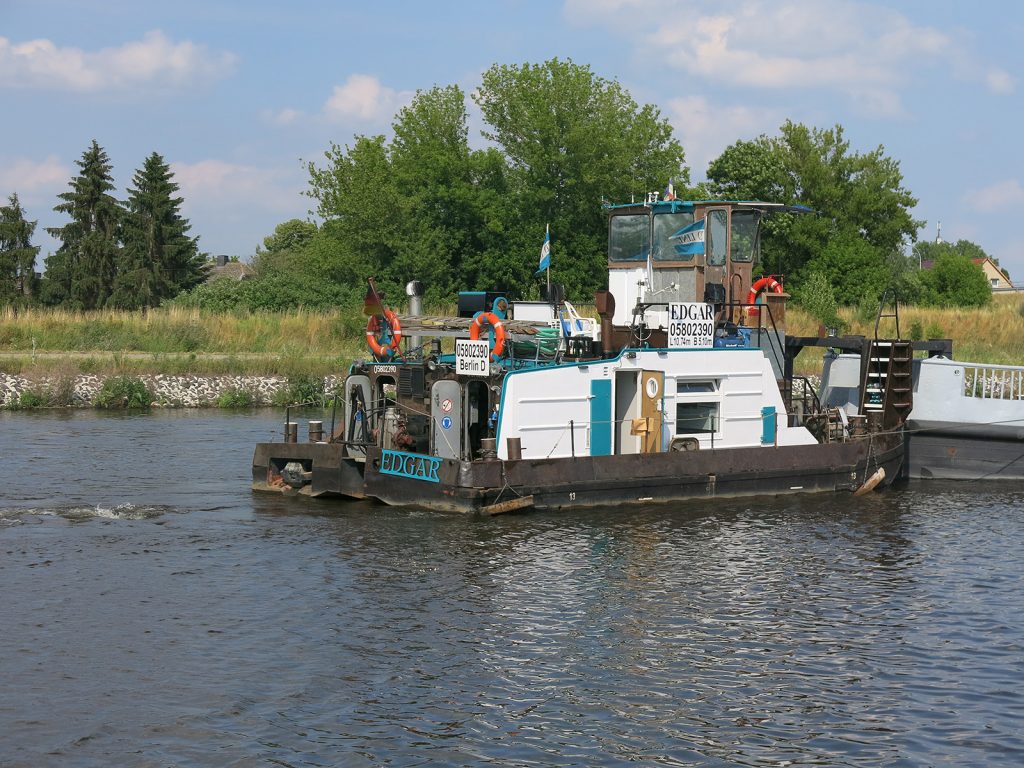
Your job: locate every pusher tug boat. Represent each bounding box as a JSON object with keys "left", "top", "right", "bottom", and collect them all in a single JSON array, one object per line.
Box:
[{"left": 254, "top": 197, "right": 910, "bottom": 514}]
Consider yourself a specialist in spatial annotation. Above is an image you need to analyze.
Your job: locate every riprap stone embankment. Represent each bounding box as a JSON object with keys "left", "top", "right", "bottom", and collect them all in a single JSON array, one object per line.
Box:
[{"left": 0, "top": 374, "right": 344, "bottom": 407}]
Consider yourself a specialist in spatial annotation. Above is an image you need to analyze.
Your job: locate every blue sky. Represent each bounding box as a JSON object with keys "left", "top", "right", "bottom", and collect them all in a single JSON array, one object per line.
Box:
[{"left": 2, "top": 0, "right": 1022, "bottom": 278}]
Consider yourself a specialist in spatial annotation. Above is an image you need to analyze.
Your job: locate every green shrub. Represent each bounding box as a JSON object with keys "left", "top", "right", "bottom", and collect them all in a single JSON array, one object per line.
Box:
[
  {"left": 793, "top": 271, "right": 844, "bottom": 332},
  {"left": 16, "top": 389, "right": 47, "bottom": 409},
  {"left": 217, "top": 387, "right": 256, "bottom": 408},
  {"left": 95, "top": 375, "right": 152, "bottom": 409},
  {"left": 272, "top": 373, "right": 326, "bottom": 407},
  {"left": 856, "top": 292, "right": 880, "bottom": 324},
  {"left": 909, "top": 319, "right": 924, "bottom": 341},
  {"left": 166, "top": 320, "right": 209, "bottom": 352}
]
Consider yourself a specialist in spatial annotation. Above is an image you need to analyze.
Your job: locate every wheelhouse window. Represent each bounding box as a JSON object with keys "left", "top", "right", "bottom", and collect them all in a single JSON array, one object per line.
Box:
[
  {"left": 653, "top": 211, "right": 695, "bottom": 261},
  {"left": 608, "top": 214, "right": 650, "bottom": 262},
  {"left": 676, "top": 380, "right": 717, "bottom": 394},
  {"left": 676, "top": 402, "right": 719, "bottom": 434},
  {"left": 708, "top": 209, "right": 728, "bottom": 266},
  {"left": 730, "top": 209, "right": 760, "bottom": 263}
]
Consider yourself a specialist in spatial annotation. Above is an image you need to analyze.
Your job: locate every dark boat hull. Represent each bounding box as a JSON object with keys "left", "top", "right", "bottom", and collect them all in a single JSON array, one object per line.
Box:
[
  {"left": 906, "top": 421, "right": 1024, "bottom": 480},
  {"left": 353, "top": 432, "right": 905, "bottom": 513},
  {"left": 252, "top": 442, "right": 367, "bottom": 498}
]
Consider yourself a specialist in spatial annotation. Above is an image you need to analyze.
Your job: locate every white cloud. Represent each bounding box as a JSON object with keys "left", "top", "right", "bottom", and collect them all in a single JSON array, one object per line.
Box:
[
  {"left": 265, "top": 107, "right": 301, "bottom": 126},
  {"left": 169, "top": 159, "right": 308, "bottom": 255},
  {"left": 667, "top": 96, "right": 783, "bottom": 175},
  {"left": 0, "top": 30, "right": 236, "bottom": 92},
  {"left": 566, "top": 0, "right": 1011, "bottom": 116},
  {"left": 172, "top": 159, "right": 301, "bottom": 212},
  {"left": 0, "top": 155, "right": 72, "bottom": 206},
  {"left": 323, "top": 73, "right": 411, "bottom": 123},
  {"left": 965, "top": 179, "right": 1024, "bottom": 212},
  {"left": 986, "top": 67, "right": 1015, "bottom": 95}
]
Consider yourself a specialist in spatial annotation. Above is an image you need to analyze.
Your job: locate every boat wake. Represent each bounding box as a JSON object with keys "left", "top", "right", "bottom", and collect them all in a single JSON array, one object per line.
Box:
[{"left": 0, "top": 503, "right": 176, "bottom": 526}]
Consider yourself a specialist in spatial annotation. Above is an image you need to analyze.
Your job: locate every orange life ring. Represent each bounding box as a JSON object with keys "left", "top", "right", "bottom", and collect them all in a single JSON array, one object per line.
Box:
[
  {"left": 469, "top": 311, "right": 507, "bottom": 360},
  {"left": 366, "top": 309, "right": 402, "bottom": 359},
  {"left": 745, "top": 276, "right": 784, "bottom": 317}
]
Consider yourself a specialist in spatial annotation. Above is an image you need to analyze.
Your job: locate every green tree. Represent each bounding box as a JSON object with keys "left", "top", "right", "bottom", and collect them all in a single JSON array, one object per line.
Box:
[
  {"left": 705, "top": 137, "right": 787, "bottom": 201},
  {"left": 307, "top": 85, "right": 510, "bottom": 302},
  {"left": 307, "top": 134, "right": 403, "bottom": 293},
  {"left": 260, "top": 218, "right": 317, "bottom": 255},
  {"left": 303, "top": 61, "right": 686, "bottom": 305},
  {"left": 803, "top": 231, "right": 894, "bottom": 305},
  {"left": 0, "top": 193, "right": 40, "bottom": 304},
  {"left": 914, "top": 239, "right": 993, "bottom": 307},
  {"left": 110, "top": 152, "right": 204, "bottom": 309},
  {"left": 792, "top": 270, "right": 842, "bottom": 331},
  {"left": 42, "top": 140, "right": 122, "bottom": 308},
  {"left": 474, "top": 58, "right": 686, "bottom": 297},
  {"left": 388, "top": 84, "right": 482, "bottom": 298},
  {"left": 707, "top": 122, "right": 920, "bottom": 290},
  {"left": 912, "top": 237, "right": 991, "bottom": 268},
  {"left": 252, "top": 218, "right": 320, "bottom": 278}
]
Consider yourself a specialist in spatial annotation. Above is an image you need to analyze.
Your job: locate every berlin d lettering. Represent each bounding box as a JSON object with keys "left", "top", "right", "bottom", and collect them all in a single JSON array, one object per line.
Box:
[{"left": 455, "top": 339, "right": 491, "bottom": 376}]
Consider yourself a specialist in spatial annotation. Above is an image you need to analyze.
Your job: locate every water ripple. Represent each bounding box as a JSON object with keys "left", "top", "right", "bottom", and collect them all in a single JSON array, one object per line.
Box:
[{"left": 3, "top": 412, "right": 1024, "bottom": 765}]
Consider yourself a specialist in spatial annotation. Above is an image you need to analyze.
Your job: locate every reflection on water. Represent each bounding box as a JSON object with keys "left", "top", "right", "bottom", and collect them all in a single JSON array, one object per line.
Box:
[{"left": 2, "top": 410, "right": 1024, "bottom": 766}]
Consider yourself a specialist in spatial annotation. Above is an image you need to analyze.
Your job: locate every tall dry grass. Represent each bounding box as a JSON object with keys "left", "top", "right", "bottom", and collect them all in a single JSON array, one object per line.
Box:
[
  {"left": 786, "top": 293, "right": 1024, "bottom": 364},
  {"left": 0, "top": 305, "right": 366, "bottom": 357},
  {"left": 4, "top": 296, "right": 1024, "bottom": 378}
]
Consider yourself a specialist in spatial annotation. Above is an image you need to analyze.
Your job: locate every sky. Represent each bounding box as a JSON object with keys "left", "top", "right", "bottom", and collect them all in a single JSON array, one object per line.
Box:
[{"left": 2, "top": 0, "right": 1023, "bottom": 278}]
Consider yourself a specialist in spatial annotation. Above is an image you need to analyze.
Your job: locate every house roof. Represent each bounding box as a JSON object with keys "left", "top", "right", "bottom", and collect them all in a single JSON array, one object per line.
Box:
[{"left": 209, "top": 262, "right": 254, "bottom": 281}]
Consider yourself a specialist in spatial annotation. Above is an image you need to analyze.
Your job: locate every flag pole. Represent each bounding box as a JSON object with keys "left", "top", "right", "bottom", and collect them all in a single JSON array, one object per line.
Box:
[{"left": 537, "top": 222, "right": 552, "bottom": 300}]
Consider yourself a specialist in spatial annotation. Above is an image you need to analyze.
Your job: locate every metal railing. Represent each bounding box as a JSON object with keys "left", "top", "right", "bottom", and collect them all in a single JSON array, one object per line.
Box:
[{"left": 963, "top": 363, "right": 1024, "bottom": 400}]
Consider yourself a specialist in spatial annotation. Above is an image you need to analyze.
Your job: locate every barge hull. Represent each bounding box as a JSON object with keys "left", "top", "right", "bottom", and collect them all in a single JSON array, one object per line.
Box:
[
  {"left": 253, "top": 442, "right": 366, "bottom": 498},
  {"left": 906, "top": 423, "right": 1024, "bottom": 480},
  {"left": 358, "top": 433, "right": 904, "bottom": 513}
]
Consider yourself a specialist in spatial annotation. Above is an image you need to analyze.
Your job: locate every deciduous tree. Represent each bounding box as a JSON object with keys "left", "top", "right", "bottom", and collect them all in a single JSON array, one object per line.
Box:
[
  {"left": 474, "top": 58, "right": 686, "bottom": 297},
  {"left": 914, "top": 239, "right": 993, "bottom": 307},
  {"left": 707, "top": 122, "right": 920, "bottom": 295}
]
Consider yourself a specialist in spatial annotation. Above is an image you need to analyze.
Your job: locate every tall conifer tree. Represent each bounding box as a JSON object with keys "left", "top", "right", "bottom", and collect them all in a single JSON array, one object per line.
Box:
[
  {"left": 111, "top": 152, "right": 203, "bottom": 309},
  {"left": 0, "top": 193, "right": 41, "bottom": 303},
  {"left": 43, "top": 140, "right": 121, "bottom": 308}
]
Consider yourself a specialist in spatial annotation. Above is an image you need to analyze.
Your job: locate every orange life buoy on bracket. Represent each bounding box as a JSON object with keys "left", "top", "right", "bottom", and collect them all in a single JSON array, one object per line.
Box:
[
  {"left": 745, "top": 276, "right": 784, "bottom": 318},
  {"left": 469, "top": 311, "right": 508, "bottom": 360},
  {"left": 366, "top": 309, "right": 402, "bottom": 359}
]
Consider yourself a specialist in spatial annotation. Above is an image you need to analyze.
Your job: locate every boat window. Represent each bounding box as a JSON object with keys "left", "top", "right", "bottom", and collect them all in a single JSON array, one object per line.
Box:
[
  {"left": 653, "top": 211, "right": 695, "bottom": 261},
  {"left": 730, "top": 209, "right": 760, "bottom": 263},
  {"left": 676, "top": 402, "right": 719, "bottom": 434},
  {"left": 708, "top": 209, "right": 728, "bottom": 266},
  {"left": 676, "top": 380, "right": 717, "bottom": 393},
  {"left": 608, "top": 214, "right": 650, "bottom": 262}
]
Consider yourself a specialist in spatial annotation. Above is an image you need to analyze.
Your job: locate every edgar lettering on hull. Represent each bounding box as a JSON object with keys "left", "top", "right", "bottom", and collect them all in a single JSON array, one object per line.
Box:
[{"left": 380, "top": 449, "right": 442, "bottom": 483}]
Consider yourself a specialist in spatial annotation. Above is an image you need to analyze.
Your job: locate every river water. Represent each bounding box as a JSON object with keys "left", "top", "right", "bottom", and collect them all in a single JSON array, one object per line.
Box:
[{"left": 2, "top": 409, "right": 1023, "bottom": 767}]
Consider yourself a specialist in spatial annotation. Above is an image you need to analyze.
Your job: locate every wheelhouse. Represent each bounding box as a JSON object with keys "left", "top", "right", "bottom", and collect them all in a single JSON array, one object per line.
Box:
[{"left": 605, "top": 199, "right": 779, "bottom": 327}]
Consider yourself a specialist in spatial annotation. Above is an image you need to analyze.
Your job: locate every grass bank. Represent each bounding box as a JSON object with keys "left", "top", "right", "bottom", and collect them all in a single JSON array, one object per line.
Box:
[
  {"left": 785, "top": 292, "right": 1024, "bottom": 373},
  {"left": 2, "top": 296, "right": 1024, "bottom": 378},
  {"left": 0, "top": 306, "right": 366, "bottom": 377}
]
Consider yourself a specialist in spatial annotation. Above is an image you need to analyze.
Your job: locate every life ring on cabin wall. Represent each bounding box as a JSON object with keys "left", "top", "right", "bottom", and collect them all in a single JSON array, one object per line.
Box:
[
  {"left": 366, "top": 309, "right": 402, "bottom": 359},
  {"left": 469, "top": 311, "right": 508, "bottom": 360},
  {"left": 745, "top": 276, "right": 784, "bottom": 317}
]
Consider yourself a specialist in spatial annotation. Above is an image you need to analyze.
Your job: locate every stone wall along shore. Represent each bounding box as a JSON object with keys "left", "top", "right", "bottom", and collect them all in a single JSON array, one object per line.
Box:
[{"left": 0, "top": 373, "right": 345, "bottom": 408}]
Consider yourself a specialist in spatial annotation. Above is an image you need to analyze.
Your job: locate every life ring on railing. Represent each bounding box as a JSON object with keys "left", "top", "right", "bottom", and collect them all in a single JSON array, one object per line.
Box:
[
  {"left": 366, "top": 309, "right": 402, "bottom": 359},
  {"left": 469, "top": 311, "right": 508, "bottom": 360},
  {"left": 745, "top": 276, "right": 784, "bottom": 317}
]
